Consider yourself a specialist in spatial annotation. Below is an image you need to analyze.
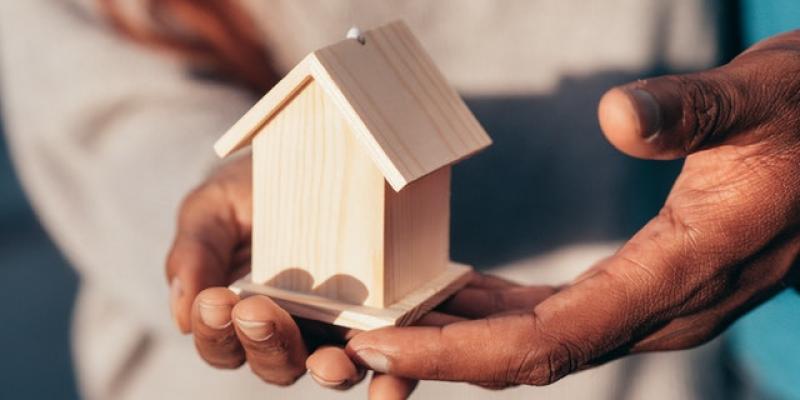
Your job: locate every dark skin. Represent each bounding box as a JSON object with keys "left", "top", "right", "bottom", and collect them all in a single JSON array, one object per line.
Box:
[{"left": 167, "top": 31, "right": 800, "bottom": 397}]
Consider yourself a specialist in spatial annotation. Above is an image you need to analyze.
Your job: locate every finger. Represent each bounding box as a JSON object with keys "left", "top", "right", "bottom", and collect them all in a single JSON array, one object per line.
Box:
[
  {"left": 232, "top": 295, "right": 308, "bottom": 385},
  {"left": 598, "top": 65, "right": 757, "bottom": 160},
  {"left": 347, "top": 189, "right": 786, "bottom": 385},
  {"left": 348, "top": 263, "right": 673, "bottom": 386},
  {"left": 306, "top": 346, "right": 365, "bottom": 390},
  {"left": 369, "top": 373, "right": 418, "bottom": 400},
  {"left": 166, "top": 186, "right": 244, "bottom": 333},
  {"left": 302, "top": 314, "right": 460, "bottom": 392},
  {"left": 362, "top": 312, "right": 460, "bottom": 399},
  {"left": 191, "top": 287, "right": 245, "bottom": 369},
  {"left": 438, "top": 285, "right": 558, "bottom": 319}
]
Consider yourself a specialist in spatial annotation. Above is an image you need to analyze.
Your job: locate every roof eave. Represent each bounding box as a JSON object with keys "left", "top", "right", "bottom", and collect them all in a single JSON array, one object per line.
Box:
[{"left": 213, "top": 55, "right": 315, "bottom": 158}]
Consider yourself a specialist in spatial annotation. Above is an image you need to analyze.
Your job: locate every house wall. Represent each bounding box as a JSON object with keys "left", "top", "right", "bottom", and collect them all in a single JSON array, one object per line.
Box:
[
  {"left": 383, "top": 166, "right": 451, "bottom": 305},
  {"left": 251, "top": 80, "right": 387, "bottom": 307}
]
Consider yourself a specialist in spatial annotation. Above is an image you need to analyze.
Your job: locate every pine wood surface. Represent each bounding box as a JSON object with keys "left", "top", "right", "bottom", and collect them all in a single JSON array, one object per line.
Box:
[
  {"left": 231, "top": 262, "right": 472, "bottom": 330},
  {"left": 383, "top": 167, "right": 450, "bottom": 304},
  {"left": 215, "top": 20, "right": 494, "bottom": 327},
  {"left": 311, "top": 20, "right": 490, "bottom": 190},
  {"left": 251, "top": 80, "right": 387, "bottom": 307},
  {"left": 251, "top": 80, "right": 452, "bottom": 307}
]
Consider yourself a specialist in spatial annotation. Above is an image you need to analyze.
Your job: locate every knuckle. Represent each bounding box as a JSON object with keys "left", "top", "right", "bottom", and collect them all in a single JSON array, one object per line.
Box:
[
  {"left": 677, "top": 75, "right": 736, "bottom": 152},
  {"left": 656, "top": 204, "right": 692, "bottom": 237},
  {"left": 521, "top": 342, "right": 575, "bottom": 386},
  {"left": 509, "top": 315, "right": 583, "bottom": 386},
  {"left": 195, "top": 331, "right": 246, "bottom": 369},
  {"left": 250, "top": 335, "right": 290, "bottom": 359}
]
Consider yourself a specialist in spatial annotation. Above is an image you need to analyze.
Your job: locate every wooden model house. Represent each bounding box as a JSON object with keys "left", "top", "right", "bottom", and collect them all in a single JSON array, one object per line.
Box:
[{"left": 214, "top": 21, "right": 492, "bottom": 329}]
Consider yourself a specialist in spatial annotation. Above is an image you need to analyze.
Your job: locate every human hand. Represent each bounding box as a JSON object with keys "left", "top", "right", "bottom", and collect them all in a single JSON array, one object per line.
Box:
[
  {"left": 345, "top": 30, "right": 800, "bottom": 387},
  {"left": 165, "top": 156, "right": 419, "bottom": 396}
]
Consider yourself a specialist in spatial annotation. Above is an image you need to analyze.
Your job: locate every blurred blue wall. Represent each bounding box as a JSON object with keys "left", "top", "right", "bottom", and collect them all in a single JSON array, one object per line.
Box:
[{"left": 0, "top": 124, "right": 80, "bottom": 399}]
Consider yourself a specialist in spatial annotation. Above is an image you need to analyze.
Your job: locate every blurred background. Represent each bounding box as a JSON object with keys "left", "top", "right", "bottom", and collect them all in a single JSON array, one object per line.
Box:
[
  {"left": 1, "top": 1, "right": 799, "bottom": 399},
  {"left": 0, "top": 129, "right": 80, "bottom": 399}
]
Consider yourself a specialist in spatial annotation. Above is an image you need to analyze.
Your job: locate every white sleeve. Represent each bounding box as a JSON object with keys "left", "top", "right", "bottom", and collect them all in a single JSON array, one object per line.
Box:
[{"left": 0, "top": 0, "right": 255, "bottom": 332}]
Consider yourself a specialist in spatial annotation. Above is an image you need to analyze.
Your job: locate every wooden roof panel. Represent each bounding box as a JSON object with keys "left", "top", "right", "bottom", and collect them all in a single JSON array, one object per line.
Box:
[{"left": 311, "top": 21, "right": 491, "bottom": 190}]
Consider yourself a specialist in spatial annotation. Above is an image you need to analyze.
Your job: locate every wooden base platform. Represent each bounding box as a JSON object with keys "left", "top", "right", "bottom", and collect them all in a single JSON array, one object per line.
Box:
[{"left": 230, "top": 262, "right": 472, "bottom": 330}]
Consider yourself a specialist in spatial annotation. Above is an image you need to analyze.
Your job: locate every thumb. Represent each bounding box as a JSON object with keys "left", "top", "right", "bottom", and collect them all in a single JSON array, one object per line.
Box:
[{"left": 598, "top": 67, "right": 752, "bottom": 160}]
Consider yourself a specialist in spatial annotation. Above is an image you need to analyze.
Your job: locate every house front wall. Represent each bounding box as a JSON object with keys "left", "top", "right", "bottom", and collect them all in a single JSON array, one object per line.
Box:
[{"left": 251, "top": 80, "right": 386, "bottom": 307}]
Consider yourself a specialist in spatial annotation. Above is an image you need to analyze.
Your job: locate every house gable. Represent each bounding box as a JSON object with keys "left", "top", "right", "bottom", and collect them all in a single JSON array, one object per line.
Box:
[{"left": 251, "top": 79, "right": 388, "bottom": 307}]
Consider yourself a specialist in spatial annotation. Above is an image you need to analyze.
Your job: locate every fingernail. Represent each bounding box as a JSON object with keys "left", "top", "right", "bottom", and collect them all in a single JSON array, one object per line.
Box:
[
  {"left": 628, "top": 88, "right": 662, "bottom": 140},
  {"left": 235, "top": 318, "right": 275, "bottom": 341},
  {"left": 170, "top": 278, "right": 184, "bottom": 327},
  {"left": 308, "top": 371, "right": 347, "bottom": 388},
  {"left": 198, "top": 301, "right": 233, "bottom": 329},
  {"left": 355, "top": 349, "right": 389, "bottom": 373}
]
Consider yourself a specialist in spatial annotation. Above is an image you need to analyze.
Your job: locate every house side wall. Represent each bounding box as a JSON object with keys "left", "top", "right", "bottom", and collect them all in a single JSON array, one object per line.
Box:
[
  {"left": 252, "top": 80, "right": 386, "bottom": 307},
  {"left": 383, "top": 166, "right": 450, "bottom": 305}
]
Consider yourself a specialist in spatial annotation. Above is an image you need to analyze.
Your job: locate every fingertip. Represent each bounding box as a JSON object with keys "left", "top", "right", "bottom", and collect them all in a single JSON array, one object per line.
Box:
[
  {"left": 232, "top": 295, "right": 287, "bottom": 322},
  {"left": 194, "top": 288, "right": 239, "bottom": 330},
  {"left": 598, "top": 87, "right": 655, "bottom": 158},
  {"left": 345, "top": 327, "right": 399, "bottom": 354},
  {"left": 346, "top": 334, "right": 393, "bottom": 375},
  {"left": 307, "top": 346, "right": 363, "bottom": 389},
  {"left": 599, "top": 84, "right": 680, "bottom": 160},
  {"left": 231, "top": 295, "right": 309, "bottom": 385},
  {"left": 191, "top": 287, "right": 246, "bottom": 369},
  {"left": 196, "top": 286, "right": 240, "bottom": 303},
  {"left": 232, "top": 295, "right": 287, "bottom": 341},
  {"left": 369, "top": 373, "right": 417, "bottom": 400},
  {"left": 344, "top": 330, "right": 371, "bottom": 355}
]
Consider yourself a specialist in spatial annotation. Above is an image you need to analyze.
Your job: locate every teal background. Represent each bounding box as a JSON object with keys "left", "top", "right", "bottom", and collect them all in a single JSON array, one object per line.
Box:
[
  {"left": 730, "top": 2, "right": 800, "bottom": 399},
  {"left": 741, "top": 0, "right": 800, "bottom": 46}
]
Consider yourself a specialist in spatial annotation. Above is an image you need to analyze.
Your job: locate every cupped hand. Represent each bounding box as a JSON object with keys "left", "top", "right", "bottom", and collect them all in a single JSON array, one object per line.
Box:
[
  {"left": 165, "top": 155, "right": 419, "bottom": 397},
  {"left": 346, "top": 30, "right": 800, "bottom": 387}
]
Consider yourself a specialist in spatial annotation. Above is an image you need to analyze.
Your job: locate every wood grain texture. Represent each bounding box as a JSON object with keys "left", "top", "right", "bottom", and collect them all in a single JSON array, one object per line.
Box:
[
  {"left": 311, "top": 20, "right": 491, "bottom": 190},
  {"left": 215, "top": 20, "right": 492, "bottom": 189},
  {"left": 230, "top": 262, "right": 472, "bottom": 330},
  {"left": 216, "top": 19, "right": 493, "bottom": 325},
  {"left": 214, "top": 57, "right": 312, "bottom": 157},
  {"left": 251, "top": 79, "right": 387, "bottom": 307},
  {"left": 384, "top": 167, "right": 450, "bottom": 304}
]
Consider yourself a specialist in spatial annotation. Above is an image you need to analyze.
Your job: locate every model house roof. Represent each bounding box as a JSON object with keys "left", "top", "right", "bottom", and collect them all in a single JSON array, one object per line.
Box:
[{"left": 214, "top": 20, "right": 492, "bottom": 191}]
